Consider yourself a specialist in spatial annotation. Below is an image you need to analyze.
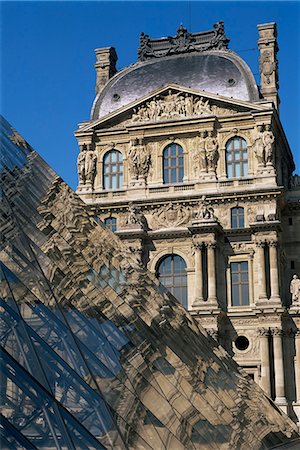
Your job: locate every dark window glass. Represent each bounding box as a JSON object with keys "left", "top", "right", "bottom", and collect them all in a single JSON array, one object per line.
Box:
[
  {"left": 157, "top": 255, "right": 187, "bottom": 308},
  {"left": 226, "top": 137, "right": 248, "bottom": 178},
  {"left": 104, "top": 217, "right": 117, "bottom": 232},
  {"left": 103, "top": 150, "right": 123, "bottom": 190},
  {"left": 230, "top": 261, "right": 249, "bottom": 306},
  {"left": 231, "top": 207, "right": 244, "bottom": 228},
  {"left": 163, "top": 144, "right": 184, "bottom": 184}
]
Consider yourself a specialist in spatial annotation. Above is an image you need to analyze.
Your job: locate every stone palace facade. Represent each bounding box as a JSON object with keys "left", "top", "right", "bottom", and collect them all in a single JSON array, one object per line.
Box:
[{"left": 75, "top": 22, "right": 300, "bottom": 425}]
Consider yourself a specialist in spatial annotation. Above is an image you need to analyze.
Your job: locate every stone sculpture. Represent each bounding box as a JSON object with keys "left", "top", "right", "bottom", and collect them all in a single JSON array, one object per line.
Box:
[
  {"left": 263, "top": 125, "right": 275, "bottom": 165},
  {"left": 127, "top": 139, "right": 151, "bottom": 181},
  {"left": 290, "top": 275, "right": 300, "bottom": 304},
  {"left": 253, "top": 124, "right": 275, "bottom": 168},
  {"left": 77, "top": 145, "right": 87, "bottom": 185},
  {"left": 205, "top": 131, "right": 219, "bottom": 172},
  {"left": 194, "top": 196, "right": 217, "bottom": 222},
  {"left": 260, "top": 50, "right": 275, "bottom": 85},
  {"left": 126, "top": 203, "right": 148, "bottom": 230},
  {"left": 85, "top": 148, "right": 97, "bottom": 184},
  {"left": 131, "top": 92, "right": 212, "bottom": 123}
]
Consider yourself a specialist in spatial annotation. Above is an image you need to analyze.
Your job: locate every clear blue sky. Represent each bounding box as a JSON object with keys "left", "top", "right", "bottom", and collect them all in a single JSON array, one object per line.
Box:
[{"left": 1, "top": 1, "right": 299, "bottom": 189}]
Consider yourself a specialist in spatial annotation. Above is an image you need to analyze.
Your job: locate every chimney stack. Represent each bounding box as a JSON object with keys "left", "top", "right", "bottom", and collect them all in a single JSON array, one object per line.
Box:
[
  {"left": 94, "top": 47, "right": 118, "bottom": 95},
  {"left": 257, "top": 23, "right": 279, "bottom": 110}
]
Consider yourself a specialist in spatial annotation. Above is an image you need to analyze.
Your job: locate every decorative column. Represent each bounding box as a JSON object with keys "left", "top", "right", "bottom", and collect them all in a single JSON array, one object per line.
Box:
[
  {"left": 268, "top": 240, "right": 281, "bottom": 303},
  {"left": 258, "top": 328, "right": 271, "bottom": 397},
  {"left": 256, "top": 241, "right": 267, "bottom": 300},
  {"left": 207, "top": 242, "right": 217, "bottom": 304},
  {"left": 271, "top": 328, "right": 287, "bottom": 405},
  {"left": 193, "top": 243, "right": 204, "bottom": 306},
  {"left": 295, "top": 331, "right": 300, "bottom": 403}
]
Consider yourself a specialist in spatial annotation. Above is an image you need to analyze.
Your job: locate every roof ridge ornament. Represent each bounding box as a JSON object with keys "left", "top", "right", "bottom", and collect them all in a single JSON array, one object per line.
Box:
[{"left": 138, "top": 21, "right": 230, "bottom": 61}]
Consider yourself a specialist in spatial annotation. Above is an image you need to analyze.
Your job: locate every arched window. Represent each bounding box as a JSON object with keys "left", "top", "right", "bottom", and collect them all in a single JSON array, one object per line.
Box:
[
  {"left": 163, "top": 143, "right": 184, "bottom": 184},
  {"left": 104, "top": 217, "right": 117, "bottom": 232},
  {"left": 226, "top": 137, "right": 248, "bottom": 178},
  {"left": 231, "top": 207, "right": 244, "bottom": 229},
  {"left": 103, "top": 150, "right": 123, "bottom": 190},
  {"left": 156, "top": 255, "right": 187, "bottom": 308}
]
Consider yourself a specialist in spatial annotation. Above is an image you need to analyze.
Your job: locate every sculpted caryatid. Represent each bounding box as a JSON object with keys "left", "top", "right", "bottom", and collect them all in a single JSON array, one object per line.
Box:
[
  {"left": 290, "top": 274, "right": 300, "bottom": 304},
  {"left": 85, "top": 148, "right": 97, "bottom": 184},
  {"left": 193, "top": 132, "right": 207, "bottom": 173},
  {"left": 253, "top": 126, "right": 264, "bottom": 166},
  {"left": 128, "top": 139, "right": 151, "bottom": 181},
  {"left": 77, "top": 147, "right": 87, "bottom": 184},
  {"left": 263, "top": 125, "right": 275, "bottom": 165},
  {"left": 205, "top": 131, "right": 219, "bottom": 172}
]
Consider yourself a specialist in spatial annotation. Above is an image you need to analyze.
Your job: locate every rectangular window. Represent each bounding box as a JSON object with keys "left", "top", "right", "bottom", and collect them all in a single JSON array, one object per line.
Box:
[{"left": 230, "top": 261, "right": 249, "bottom": 306}]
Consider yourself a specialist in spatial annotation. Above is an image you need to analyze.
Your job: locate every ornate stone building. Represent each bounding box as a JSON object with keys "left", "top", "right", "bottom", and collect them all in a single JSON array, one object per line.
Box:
[{"left": 75, "top": 22, "right": 300, "bottom": 425}]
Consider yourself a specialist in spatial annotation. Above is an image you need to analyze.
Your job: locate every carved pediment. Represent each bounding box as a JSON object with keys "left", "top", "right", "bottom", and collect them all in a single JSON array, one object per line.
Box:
[{"left": 76, "top": 84, "right": 269, "bottom": 134}]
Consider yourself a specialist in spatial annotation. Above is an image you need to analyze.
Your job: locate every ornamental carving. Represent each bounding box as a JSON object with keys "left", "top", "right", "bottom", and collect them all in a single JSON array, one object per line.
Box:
[
  {"left": 253, "top": 124, "right": 275, "bottom": 168},
  {"left": 192, "top": 132, "right": 219, "bottom": 176},
  {"left": 127, "top": 138, "right": 151, "bottom": 181},
  {"left": 290, "top": 274, "right": 300, "bottom": 304},
  {"left": 138, "top": 22, "right": 230, "bottom": 61},
  {"left": 152, "top": 203, "right": 191, "bottom": 228},
  {"left": 193, "top": 196, "right": 218, "bottom": 223},
  {"left": 259, "top": 50, "right": 276, "bottom": 85},
  {"left": 126, "top": 203, "right": 148, "bottom": 230},
  {"left": 131, "top": 91, "right": 213, "bottom": 123},
  {"left": 77, "top": 144, "right": 97, "bottom": 187}
]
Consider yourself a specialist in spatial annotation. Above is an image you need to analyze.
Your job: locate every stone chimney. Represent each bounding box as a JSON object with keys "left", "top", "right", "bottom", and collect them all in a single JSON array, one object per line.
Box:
[
  {"left": 94, "top": 47, "right": 118, "bottom": 95},
  {"left": 257, "top": 22, "right": 279, "bottom": 110}
]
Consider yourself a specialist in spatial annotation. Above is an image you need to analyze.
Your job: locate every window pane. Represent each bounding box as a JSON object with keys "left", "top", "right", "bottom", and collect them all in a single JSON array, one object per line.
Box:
[
  {"left": 232, "top": 285, "right": 239, "bottom": 306},
  {"left": 103, "top": 150, "right": 123, "bottom": 190},
  {"left": 227, "top": 164, "right": 232, "bottom": 178},
  {"left": 235, "top": 164, "right": 240, "bottom": 177},
  {"left": 157, "top": 255, "right": 187, "bottom": 307}
]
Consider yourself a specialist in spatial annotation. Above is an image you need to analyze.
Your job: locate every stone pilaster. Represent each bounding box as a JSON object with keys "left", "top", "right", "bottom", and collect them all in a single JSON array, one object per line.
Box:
[
  {"left": 207, "top": 241, "right": 217, "bottom": 305},
  {"left": 271, "top": 328, "right": 287, "bottom": 408},
  {"left": 193, "top": 242, "right": 204, "bottom": 306},
  {"left": 256, "top": 241, "right": 267, "bottom": 301},
  {"left": 268, "top": 240, "right": 281, "bottom": 303},
  {"left": 258, "top": 328, "right": 271, "bottom": 397}
]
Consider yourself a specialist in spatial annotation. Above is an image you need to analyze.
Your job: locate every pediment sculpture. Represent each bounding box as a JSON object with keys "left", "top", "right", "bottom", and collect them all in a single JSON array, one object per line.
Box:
[{"left": 131, "top": 91, "right": 213, "bottom": 123}]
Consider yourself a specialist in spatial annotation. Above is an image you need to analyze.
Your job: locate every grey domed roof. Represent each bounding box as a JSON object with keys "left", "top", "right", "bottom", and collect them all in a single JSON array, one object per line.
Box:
[{"left": 91, "top": 50, "right": 259, "bottom": 120}]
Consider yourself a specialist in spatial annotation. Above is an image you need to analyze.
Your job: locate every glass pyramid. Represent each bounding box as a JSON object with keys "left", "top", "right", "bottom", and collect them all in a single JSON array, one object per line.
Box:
[{"left": 0, "top": 115, "right": 299, "bottom": 449}]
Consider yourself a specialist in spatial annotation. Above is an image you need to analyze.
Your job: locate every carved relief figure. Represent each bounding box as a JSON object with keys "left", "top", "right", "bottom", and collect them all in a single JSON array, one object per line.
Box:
[
  {"left": 126, "top": 203, "right": 148, "bottom": 230},
  {"left": 193, "top": 132, "right": 207, "bottom": 174},
  {"left": 263, "top": 125, "right": 275, "bottom": 165},
  {"left": 152, "top": 202, "right": 191, "bottom": 228},
  {"left": 194, "top": 196, "right": 217, "bottom": 222},
  {"left": 128, "top": 139, "right": 151, "bottom": 181},
  {"left": 85, "top": 148, "right": 97, "bottom": 184},
  {"left": 77, "top": 145, "right": 87, "bottom": 185},
  {"left": 205, "top": 131, "right": 219, "bottom": 172},
  {"left": 290, "top": 274, "right": 300, "bottom": 304},
  {"left": 253, "top": 126, "right": 264, "bottom": 166},
  {"left": 260, "top": 50, "right": 275, "bottom": 85},
  {"left": 130, "top": 92, "right": 213, "bottom": 123}
]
